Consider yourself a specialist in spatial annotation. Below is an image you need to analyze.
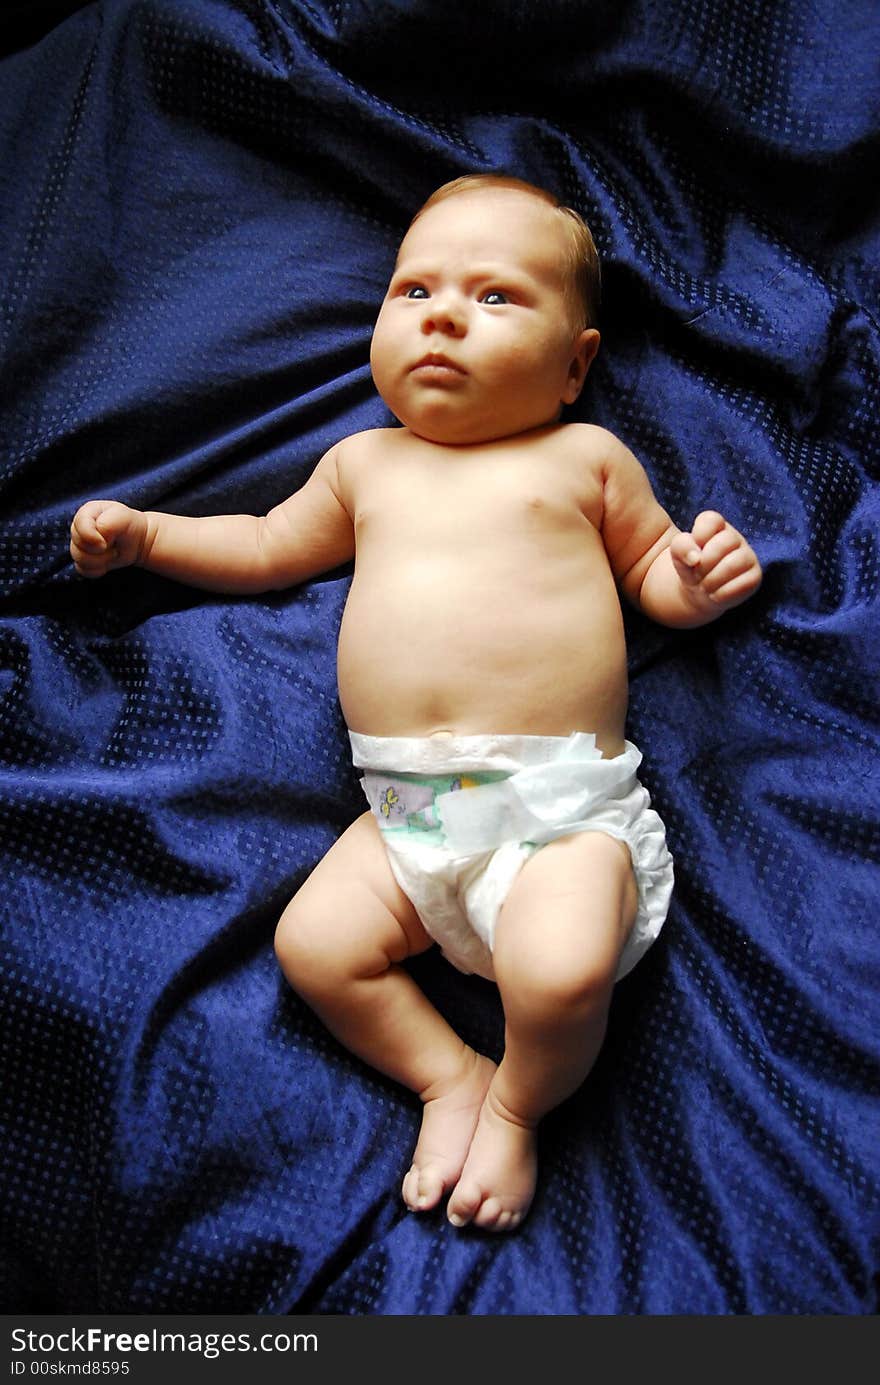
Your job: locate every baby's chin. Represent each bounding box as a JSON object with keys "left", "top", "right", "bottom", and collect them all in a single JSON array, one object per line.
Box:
[
  {"left": 406, "top": 423, "right": 507, "bottom": 447},
  {"left": 390, "top": 407, "right": 563, "bottom": 448}
]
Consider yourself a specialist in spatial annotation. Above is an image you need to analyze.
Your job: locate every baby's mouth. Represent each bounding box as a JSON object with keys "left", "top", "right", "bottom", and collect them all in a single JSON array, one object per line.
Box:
[{"left": 411, "top": 353, "right": 466, "bottom": 375}]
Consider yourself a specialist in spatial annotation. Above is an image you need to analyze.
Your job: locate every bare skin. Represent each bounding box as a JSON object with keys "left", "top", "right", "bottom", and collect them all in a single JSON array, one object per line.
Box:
[{"left": 70, "top": 183, "right": 762, "bottom": 1231}]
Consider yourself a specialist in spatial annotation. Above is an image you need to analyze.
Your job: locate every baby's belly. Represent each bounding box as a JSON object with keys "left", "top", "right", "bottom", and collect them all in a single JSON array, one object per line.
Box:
[{"left": 336, "top": 570, "right": 630, "bottom": 753}]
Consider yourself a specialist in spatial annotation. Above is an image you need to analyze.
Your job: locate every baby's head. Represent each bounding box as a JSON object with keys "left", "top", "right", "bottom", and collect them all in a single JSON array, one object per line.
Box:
[
  {"left": 410, "top": 175, "right": 601, "bottom": 334},
  {"left": 370, "top": 174, "right": 602, "bottom": 446}
]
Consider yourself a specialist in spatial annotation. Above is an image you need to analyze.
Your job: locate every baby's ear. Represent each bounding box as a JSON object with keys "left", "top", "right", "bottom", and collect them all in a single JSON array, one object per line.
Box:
[{"left": 563, "top": 329, "right": 600, "bottom": 404}]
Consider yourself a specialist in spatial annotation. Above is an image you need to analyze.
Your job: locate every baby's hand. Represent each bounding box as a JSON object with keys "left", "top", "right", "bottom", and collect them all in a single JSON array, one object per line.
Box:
[
  {"left": 70, "top": 500, "right": 147, "bottom": 578},
  {"left": 669, "top": 511, "right": 762, "bottom": 612}
]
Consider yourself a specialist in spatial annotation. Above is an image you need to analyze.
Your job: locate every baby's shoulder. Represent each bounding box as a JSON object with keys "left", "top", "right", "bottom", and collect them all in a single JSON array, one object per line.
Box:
[
  {"left": 551, "top": 423, "right": 630, "bottom": 486},
  {"left": 334, "top": 426, "right": 401, "bottom": 468},
  {"left": 558, "top": 421, "right": 624, "bottom": 459},
  {"left": 558, "top": 423, "right": 646, "bottom": 483},
  {"left": 330, "top": 426, "right": 397, "bottom": 487}
]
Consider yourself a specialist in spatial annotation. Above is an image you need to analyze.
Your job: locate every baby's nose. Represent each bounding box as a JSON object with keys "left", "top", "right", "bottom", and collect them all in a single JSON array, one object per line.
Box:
[{"left": 421, "top": 296, "right": 466, "bottom": 335}]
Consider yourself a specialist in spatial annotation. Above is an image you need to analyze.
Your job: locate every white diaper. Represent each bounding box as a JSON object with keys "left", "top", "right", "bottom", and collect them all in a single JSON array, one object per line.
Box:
[{"left": 350, "top": 730, "right": 674, "bottom": 983}]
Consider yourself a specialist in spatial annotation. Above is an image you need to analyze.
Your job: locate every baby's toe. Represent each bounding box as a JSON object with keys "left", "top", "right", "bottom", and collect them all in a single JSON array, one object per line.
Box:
[
  {"left": 401, "top": 1166, "right": 418, "bottom": 1209},
  {"left": 492, "top": 1209, "right": 522, "bottom": 1233},
  {"left": 472, "top": 1195, "right": 507, "bottom": 1230},
  {"left": 402, "top": 1163, "right": 445, "bottom": 1212},
  {"left": 446, "top": 1179, "right": 483, "bottom": 1227}
]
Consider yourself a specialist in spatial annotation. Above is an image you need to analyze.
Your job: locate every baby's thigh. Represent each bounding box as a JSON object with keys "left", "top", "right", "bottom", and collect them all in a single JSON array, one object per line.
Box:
[
  {"left": 493, "top": 831, "right": 637, "bottom": 1003},
  {"left": 275, "top": 811, "right": 433, "bottom": 973}
]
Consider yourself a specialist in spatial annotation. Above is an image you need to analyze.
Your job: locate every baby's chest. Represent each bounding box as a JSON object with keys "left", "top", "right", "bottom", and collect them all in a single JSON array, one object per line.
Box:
[{"left": 353, "top": 467, "right": 601, "bottom": 543}]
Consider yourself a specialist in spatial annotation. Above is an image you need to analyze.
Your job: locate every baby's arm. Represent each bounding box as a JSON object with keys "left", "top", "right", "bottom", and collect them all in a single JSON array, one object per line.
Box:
[
  {"left": 599, "top": 435, "right": 762, "bottom": 628},
  {"left": 70, "top": 445, "right": 355, "bottom": 593}
]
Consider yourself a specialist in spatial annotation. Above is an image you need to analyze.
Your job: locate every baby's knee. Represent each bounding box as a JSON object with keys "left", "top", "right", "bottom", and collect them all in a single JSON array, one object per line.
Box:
[
  {"left": 495, "top": 942, "right": 615, "bottom": 1024},
  {"left": 274, "top": 894, "right": 340, "bottom": 994},
  {"left": 275, "top": 884, "right": 400, "bottom": 999}
]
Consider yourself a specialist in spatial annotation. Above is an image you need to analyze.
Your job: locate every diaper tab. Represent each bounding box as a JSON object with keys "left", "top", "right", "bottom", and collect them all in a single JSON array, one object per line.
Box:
[{"left": 435, "top": 743, "right": 643, "bottom": 854}]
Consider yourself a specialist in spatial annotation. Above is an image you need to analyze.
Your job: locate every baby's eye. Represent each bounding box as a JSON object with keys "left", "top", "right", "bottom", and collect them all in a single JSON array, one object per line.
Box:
[
  {"left": 405, "top": 285, "right": 430, "bottom": 299},
  {"left": 481, "top": 290, "right": 509, "bottom": 305}
]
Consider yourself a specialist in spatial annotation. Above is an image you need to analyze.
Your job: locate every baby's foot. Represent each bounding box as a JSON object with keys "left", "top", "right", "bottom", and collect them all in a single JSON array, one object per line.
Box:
[
  {"left": 402, "top": 1050, "right": 496, "bottom": 1213},
  {"left": 445, "top": 1085, "right": 538, "bottom": 1232}
]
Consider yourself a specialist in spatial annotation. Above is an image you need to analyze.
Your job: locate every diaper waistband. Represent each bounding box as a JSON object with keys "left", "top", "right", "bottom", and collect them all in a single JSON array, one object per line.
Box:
[{"left": 349, "top": 730, "right": 603, "bottom": 776}]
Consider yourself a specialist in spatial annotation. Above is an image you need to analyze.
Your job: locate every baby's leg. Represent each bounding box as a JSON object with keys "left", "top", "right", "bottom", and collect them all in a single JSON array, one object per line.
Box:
[
  {"left": 274, "top": 811, "right": 495, "bottom": 1211},
  {"left": 447, "top": 831, "right": 637, "bottom": 1232}
]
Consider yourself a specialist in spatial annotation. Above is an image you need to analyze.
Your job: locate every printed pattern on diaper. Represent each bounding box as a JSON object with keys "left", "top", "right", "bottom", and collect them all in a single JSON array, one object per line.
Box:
[{"left": 362, "top": 770, "right": 508, "bottom": 842}]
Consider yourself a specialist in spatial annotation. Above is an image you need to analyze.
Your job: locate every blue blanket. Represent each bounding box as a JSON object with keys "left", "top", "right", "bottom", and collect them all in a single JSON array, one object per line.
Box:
[{"left": 1, "top": 0, "right": 877, "bottom": 1313}]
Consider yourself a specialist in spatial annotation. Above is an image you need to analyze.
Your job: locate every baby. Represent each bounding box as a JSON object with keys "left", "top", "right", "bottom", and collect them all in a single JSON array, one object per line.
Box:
[{"left": 70, "top": 175, "right": 762, "bottom": 1232}]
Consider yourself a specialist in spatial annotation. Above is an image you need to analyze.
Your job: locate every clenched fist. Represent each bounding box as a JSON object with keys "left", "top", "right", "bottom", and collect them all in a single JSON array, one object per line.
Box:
[
  {"left": 668, "top": 510, "right": 762, "bottom": 612},
  {"left": 70, "top": 500, "right": 148, "bottom": 578}
]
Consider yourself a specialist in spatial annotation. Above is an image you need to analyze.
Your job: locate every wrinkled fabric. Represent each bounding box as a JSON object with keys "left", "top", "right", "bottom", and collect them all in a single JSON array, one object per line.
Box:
[{"left": 1, "top": 0, "right": 878, "bottom": 1313}]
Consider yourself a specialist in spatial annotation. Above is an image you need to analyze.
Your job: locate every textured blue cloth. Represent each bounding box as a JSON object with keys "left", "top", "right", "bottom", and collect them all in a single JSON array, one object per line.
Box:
[{"left": 1, "top": 0, "right": 878, "bottom": 1313}]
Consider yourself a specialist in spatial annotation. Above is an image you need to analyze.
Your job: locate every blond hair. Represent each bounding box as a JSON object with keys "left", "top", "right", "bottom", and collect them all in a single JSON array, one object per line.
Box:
[{"left": 409, "top": 174, "right": 601, "bottom": 330}]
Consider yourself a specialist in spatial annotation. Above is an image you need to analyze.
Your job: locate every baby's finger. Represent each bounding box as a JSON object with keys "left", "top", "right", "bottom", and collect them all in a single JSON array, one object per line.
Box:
[
  {"left": 694, "top": 525, "right": 743, "bottom": 574},
  {"left": 71, "top": 502, "right": 112, "bottom": 550},
  {"left": 691, "top": 511, "right": 727, "bottom": 546},
  {"left": 70, "top": 531, "right": 108, "bottom": 557},
  {"left": 703, "top": 550, "right": 762, "bottom": 602},
  {"left": 669, "top": 532, "right": 704, "bottom": 584},
  {"left": 71, "top": 549, "right": 111, "bottom": 577},
  {"left": 706, "top": 566, "right": 763, "bottom": 609}
]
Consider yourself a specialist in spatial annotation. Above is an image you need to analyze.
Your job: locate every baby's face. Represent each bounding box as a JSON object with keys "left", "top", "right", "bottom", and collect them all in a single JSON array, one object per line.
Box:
[{"left": 370, "top": 188, "right": 597, "bottom": 446}]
